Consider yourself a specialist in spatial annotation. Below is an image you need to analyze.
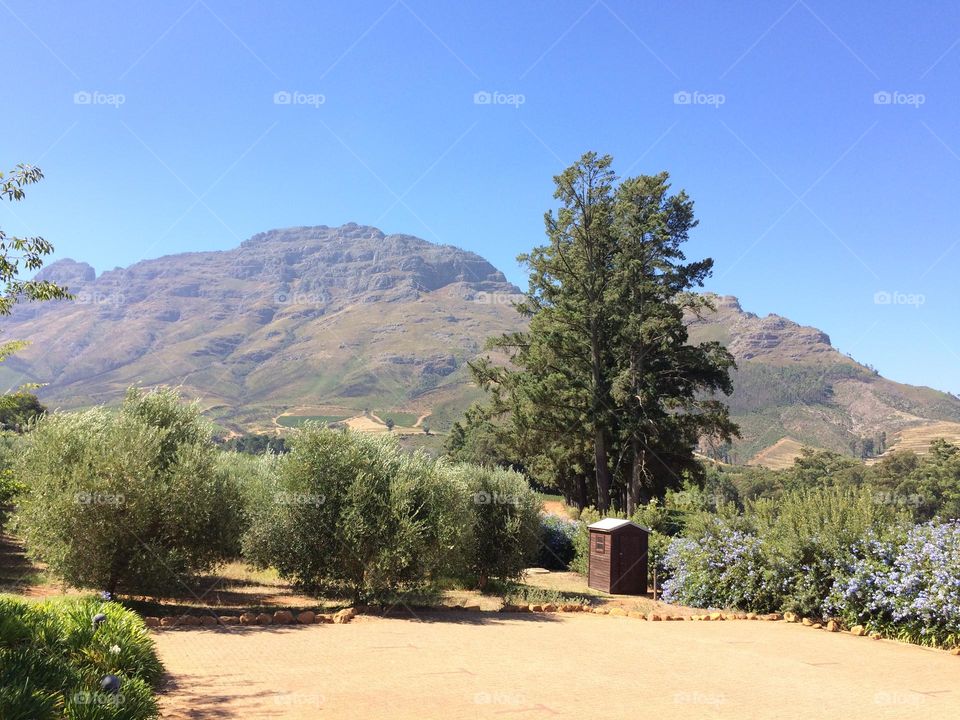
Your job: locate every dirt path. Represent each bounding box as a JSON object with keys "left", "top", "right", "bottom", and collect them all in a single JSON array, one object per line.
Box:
[
  {"left": 413, "top": 412, "right": 431, "bottom": 428},
  {"left": 541, "top": 500, "right": 568, "bottom": 517},
  {"left": 154, "top": 613, "right": 959, "bottom": 719}
]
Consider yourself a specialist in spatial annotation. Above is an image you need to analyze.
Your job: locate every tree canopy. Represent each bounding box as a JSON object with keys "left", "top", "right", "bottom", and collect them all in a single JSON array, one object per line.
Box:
[{"left": 449, "top": 152, "right": 738, "bottom": 511}]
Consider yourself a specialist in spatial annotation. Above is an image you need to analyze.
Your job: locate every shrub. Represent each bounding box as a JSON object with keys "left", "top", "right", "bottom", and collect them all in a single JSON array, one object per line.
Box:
[
  {"left": 662, "top": 488, "right": 900, "bottom": 616},
  {"left": 536, "top": 514, "right": 577, "bottom": 570},
  {"left": 491, "top": 580, "right": 590, "bottom": 607},
  {"left": 0, "top": 595, "right": 162, "bottom": 719},
  {"left": 11, "top": 388, "right": 245, "bottom": 595},
  {"left": 569, "top": 507, "right": 610, "bottom": 575},
  {"left": 0, "top": 433, "right": 22, "bottom": 523},
  {"left": 829, "top": 520, "right": 960, "bottom": 648},
  {"left": 243, "top": 426, "right": 469, "bottom": 600},
  {"left": 443, "top": 464, "right": 541, "bottom": 588},
  {"left": 661, "top": 515, "right": 781, "bottom": 611},
  {"left": 751, "top": 487, "right": 897, "bottom": 617}
]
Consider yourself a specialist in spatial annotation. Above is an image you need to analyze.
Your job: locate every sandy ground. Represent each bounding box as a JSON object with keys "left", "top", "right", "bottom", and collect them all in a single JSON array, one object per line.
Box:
[
  {"left": 154, "top": 612, "right": 960, "bottom": 720},
  {"left": 540, "top": 500, "right": 568, "bottom": 517}
]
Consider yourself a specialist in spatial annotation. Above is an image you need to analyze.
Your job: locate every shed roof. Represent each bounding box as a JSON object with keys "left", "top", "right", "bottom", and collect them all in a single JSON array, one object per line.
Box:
[{"left": 588, "top": 518, "right": 651, "bottom": 533}]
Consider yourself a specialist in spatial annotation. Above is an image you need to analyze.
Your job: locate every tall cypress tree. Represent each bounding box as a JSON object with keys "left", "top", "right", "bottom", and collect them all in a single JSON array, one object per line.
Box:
[{"left": 454, "top": 153, "right": 738, "bottom": 512}]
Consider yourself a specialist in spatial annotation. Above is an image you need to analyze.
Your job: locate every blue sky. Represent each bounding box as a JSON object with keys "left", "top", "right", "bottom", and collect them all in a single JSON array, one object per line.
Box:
[{"left": 3, "top": 0, "right": 959, "bottom": 394}]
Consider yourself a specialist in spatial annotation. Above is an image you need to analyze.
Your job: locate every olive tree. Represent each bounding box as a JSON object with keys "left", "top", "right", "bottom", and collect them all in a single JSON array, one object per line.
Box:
[
  {"left": 243, "top": 425, "right": 468, "bottom": 600},
  {"left": 11, "top": 388, "right": 245, "bottom": 595},
  {"left": 444, "top": 464, "right": 541, "bottom": 589}
]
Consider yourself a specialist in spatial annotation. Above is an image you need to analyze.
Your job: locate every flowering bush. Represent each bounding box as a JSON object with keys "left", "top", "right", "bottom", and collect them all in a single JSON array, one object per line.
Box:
[
  {"left": 661, "top": 516, "right": 781, "bottom": 610},
  {"left": 537, "top": 514, "right": 577, "bottom": 570},
  {"left": 830, "top": 520, "right": 960, "bottom": 648}
]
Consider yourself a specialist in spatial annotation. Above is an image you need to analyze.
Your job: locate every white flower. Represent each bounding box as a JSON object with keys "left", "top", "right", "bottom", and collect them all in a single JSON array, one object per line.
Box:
[{"left": 109, "top": 645, "right": 121, "bottom": 655}]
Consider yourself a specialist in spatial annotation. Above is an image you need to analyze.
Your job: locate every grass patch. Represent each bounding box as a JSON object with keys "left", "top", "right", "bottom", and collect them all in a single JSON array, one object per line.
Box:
[
  {"left": 377, "top": 411, "right": 421, "bottom": 427},
  {"left": 487, "top": 579, "right": 592, "bottom": 607},
  {"left": 276, "top": 414, "right": 350, "bottom": 428},
  {"left": 535, "top": 492, "right": 565, "bottom": 503}
]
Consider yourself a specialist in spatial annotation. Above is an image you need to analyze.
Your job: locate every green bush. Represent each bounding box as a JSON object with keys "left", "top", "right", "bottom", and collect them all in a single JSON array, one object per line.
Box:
[
  {"left": 569, "top": 507, "right": 607, "bottom": 575},
  {"left": 11, "top": 388, "right": 245, "bottom": 595},
  {"left": 0, "top": 595, "right": 162, "bottom": 719},
  {"left": 752, "top": 487, "right": 898, "bottom": 617},
  {"left": 0, "top": 433, "right": 22, "bottom": 522},
  {"left": 243, "top": 426, "right": 469, "bottom": 600},
  {"left": 447, "top": 464, "right": 541, "bottom": 586}
]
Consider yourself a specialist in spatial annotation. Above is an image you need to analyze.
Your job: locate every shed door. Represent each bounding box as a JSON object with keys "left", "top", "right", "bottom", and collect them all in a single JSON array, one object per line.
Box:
[{"left": 615, "top": 534, "right": 644, "bottom": 594}]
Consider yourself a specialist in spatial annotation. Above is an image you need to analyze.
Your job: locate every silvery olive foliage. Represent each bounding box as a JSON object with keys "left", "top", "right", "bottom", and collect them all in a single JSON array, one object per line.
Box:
[{"left": 12, "top": 388, "right": 245, "bottom": 595}]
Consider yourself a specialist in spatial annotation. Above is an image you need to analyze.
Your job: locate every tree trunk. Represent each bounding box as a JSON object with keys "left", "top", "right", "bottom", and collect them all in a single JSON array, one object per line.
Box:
[
  {"left": 594, "top": 428, "right": 611, "bottom": 512},
  {"left": 626, "top": 435, "right": 641, "bottom": 516},
  {"left": 590, "top": 318, "right": 612, "bottom": 512},
  {"left": 575, "top": 476, "right": 588, "bottom": 510}
]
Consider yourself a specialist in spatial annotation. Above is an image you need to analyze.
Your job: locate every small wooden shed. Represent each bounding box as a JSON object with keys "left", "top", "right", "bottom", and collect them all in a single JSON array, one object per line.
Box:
[{"left": 587, "top": 519, "right": 650, "bottom": 595}]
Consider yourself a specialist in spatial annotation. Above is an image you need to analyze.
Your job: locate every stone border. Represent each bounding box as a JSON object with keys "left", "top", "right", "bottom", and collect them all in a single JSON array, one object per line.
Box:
[
  {"left": 141, "top": 603, "right": 960, "bottom": 654},
  {"left": 145, "top": 607, "right": 356, "bottom": 629}
]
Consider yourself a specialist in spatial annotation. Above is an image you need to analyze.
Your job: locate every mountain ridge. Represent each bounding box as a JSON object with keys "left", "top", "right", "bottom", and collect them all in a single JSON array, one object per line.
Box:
[{"left": 4, "top": 223, "right": 959, "bottom": 463}]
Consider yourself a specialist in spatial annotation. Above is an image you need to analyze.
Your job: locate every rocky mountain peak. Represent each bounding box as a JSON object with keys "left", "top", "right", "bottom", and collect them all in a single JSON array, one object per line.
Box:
[{"left": 33, "top": 259, "right": 96, "bottom": 288}]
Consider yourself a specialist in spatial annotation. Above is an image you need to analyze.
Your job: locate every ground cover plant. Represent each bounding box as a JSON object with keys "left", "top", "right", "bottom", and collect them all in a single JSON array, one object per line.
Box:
[{"left": 0, "top": 595, "right": 163, "bottom": 719}]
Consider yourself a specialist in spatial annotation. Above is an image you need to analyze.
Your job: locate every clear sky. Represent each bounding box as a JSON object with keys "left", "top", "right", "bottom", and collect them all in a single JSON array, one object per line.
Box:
[{"left": 3, "top": 0, "right": 959, "bottom": 395}]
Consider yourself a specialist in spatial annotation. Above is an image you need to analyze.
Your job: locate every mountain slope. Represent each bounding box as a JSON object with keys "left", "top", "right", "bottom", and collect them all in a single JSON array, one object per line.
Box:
[
  {"left": 3, "top": 226, "right": 958, "bottom": 463},
  {"left": 687, "top": 295, "right": 960, "bottom": 464},
  {"left": 1, "top": 224, "right": 521, "bottom": 431}
]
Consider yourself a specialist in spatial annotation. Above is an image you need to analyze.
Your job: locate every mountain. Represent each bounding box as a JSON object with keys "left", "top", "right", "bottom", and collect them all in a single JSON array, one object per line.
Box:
[
  {"left": 686, "top": 295, "right": 960, "bottom": 465},
  {"left": 3, "top": 223, "right": 959, "bottom": 464},
  {"left": 0, "top": 224, "right": 521, "bottom": 434}
]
